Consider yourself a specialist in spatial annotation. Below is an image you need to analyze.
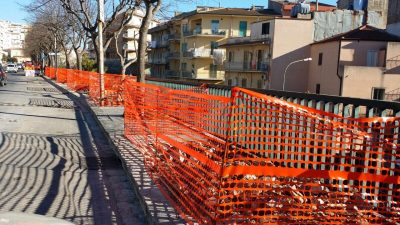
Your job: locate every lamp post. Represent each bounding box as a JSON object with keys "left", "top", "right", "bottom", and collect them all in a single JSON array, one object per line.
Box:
[
  {"left": 282, "top": 57, "right": 312, "bottom": 91},
  {"left": 98, "top": 0, "right": 105, "bottom": 105}
]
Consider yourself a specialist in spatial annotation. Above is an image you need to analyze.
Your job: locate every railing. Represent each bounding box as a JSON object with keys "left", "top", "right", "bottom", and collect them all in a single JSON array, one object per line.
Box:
[
  {"left": 224, "top": 61, "right": 268, "bottom": 72},
  {"left": 183, "top": 29, "right": 226, "bottom": 37},
  {"left": 183, "top": 48, "right": 211, "bottom": 58},
  {"left": 181, "top": 71, "right": 193, "bottom": 78},
  {"left": 150, "top": 40, "right": 168, "bottom": 48},
  {"left": 225, "top": 35, "right": 270, "bottom": 45},
  {"left": 148, "top": 57, "right": 167, "bottom": 64},
  {"left": 165, "top": 70, "right": 180, "bottom": 78},
  {"left": 145, "top": 77, "right": 400, "bottom": 117},
  {"left": 167, "top": 34, "right": 180, "bottom": 41},
  {"left": 166, "top": 52, "right": 180, "bottom": 59}
]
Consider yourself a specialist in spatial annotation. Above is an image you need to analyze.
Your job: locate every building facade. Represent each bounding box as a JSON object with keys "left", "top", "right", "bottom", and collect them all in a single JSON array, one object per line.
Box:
[
  {"left": 0, "top": 20, "right": 30, "bottom": 62},
  {"left": 308, "top": 25, "right": 400, "bottom": 100},
  {"left": 148, "top": 6, "right": 278, "bottom": 81},
  {"left": 104, "top": 9, "right": 159, "bottom": 73}
]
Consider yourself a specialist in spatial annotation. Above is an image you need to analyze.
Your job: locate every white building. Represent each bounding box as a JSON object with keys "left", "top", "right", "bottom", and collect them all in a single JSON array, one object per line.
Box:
[{"left": 0, "top": 20, "right": 30, "bottom": 62}]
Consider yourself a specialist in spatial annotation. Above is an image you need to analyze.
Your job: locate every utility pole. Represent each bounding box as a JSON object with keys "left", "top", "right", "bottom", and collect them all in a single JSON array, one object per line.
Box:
[
  {"left": 316, "top": 0, "right": 319, "bottom": 11},
  {"left": 55, "top": 34, "right": 58, "bottom": 79},
  {"left": 98, "top": 0, "right": 105, "bottom": 105}
]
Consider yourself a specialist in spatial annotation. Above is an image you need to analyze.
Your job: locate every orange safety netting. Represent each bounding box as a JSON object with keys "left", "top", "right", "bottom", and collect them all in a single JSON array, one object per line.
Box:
[
  {"left": 45, "top": 67, "right": 56, "bottom": 79},
  {"left": 66, "top": 69, "right": 91, "bottom": 92},
  {"left": 124, "top": 81, "right": 400, "bottom": 224},
  {"left": 56, "top": 68, "right": 67, "bottom": 83},
  {"left": 89, "top": 73, "right": 135, "bottom": 106}
]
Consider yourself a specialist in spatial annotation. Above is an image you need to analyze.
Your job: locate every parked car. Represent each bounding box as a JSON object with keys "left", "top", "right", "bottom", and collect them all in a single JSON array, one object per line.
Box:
[
  {"left": 0, "top": 64, "right": 7, "bottom": 86},
  {"left": 17, "top": 63, "right": 24, "bottom": 70},
  {"left": 6, "top": 64, "right": 18, "bottom": 73}
]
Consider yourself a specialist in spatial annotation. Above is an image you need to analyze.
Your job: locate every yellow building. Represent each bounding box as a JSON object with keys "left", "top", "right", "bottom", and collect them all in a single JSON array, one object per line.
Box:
[
  {"left": 148, "top": 6, "right": 278, "bottom": 81},
  {"left": 220, "top": 36, "right": 270, "bottom": 89}
]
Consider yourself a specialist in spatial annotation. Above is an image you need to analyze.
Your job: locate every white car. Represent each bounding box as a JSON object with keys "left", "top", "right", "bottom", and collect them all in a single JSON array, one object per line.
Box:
[{"left": 6, "top": 64, "right": 18, "bottom": 73}]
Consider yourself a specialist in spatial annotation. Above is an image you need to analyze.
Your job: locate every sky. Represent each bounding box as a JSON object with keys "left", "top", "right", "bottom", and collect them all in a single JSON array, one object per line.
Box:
[{"left": 1, "top": 0, "right": 338, "bottom": 24}]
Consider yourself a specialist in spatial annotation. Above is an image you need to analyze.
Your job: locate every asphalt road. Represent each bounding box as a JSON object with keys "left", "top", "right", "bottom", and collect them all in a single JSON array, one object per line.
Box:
[{"left": 0, "top": 72, "right": 147, "bottom": 225}]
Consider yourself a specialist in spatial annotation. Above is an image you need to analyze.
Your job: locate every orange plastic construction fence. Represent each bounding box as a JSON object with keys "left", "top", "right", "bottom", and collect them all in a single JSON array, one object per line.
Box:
[
  {"left": 124, "top": 80, "right": 400, "bottom": 224},
  {"left": 89, "top": 73, "right": 135, "bottom": 106},
  {"left": 56, "top": 68, "right": 67, "bottom": 83}
]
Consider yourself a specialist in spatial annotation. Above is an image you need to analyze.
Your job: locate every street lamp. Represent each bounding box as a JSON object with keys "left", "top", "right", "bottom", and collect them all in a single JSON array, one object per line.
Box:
[{"left": 282, "top": 57, "right": 312, "bottom": 91}]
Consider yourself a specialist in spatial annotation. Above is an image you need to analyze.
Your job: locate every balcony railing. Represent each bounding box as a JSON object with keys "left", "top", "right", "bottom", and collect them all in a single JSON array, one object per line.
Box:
[
  {"left": 168, "top": 34, "right": 180, "bottom": 41},
  {"left": 181, "top": 71, "right": 193, "bottom": 78},
  {"left": 225, "top": 61, "right": 269, "bottom": 72},
  {"left": 167, "top": 52, "right": 180, "bottom": 59},
  {"left": 183, "top": 48, "right": 211, "bottom": 58},
  {"left": 165, "top": 70, "right": 180, "bottom": 78},
  {"left": 183, "top": 29, "right": 226, "bottom": 37},
  {"left": 150, "top": 41, "right": 168, "bottom": 48},
  {"left": 225, "top": 35, "right": 271, "bottom": 45},
  {"left": 149, "top": 58, "right": 167, "bottom": 64}
]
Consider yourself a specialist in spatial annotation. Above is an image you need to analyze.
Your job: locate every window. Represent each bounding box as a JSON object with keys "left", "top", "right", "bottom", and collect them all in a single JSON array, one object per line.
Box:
[
  {"left": 261, "top": 23, "right": 270, "bottom": 35},
  {"left": 372, "top": 88, "right": 385, "bottom": 100},
  {"left": 241, "top": 78, "right": 247, "bottom": 87},
  {"left": 318, "top": 53, "right": 323, "bottom": 65},
  {"left": 257, "top": 80, "right": 263, "bottom": 89},
  {"left": 228, "top": 79, "right": 232, "bottom": 86},
  {"left": 181, "top": 63, "right": 187, "bottom": 71},
  {"left": 367, "top": 50, "right": 378, "bottom": 67},
  {"left": 182, "top": 24, "right": 188, "bottom": 33},
  {"left": 211, "top": 41, "right": 218, "bottom": 55},
  {"left": 211, "top": 20, "right": 220, "bottom": 34},
  {"left": 181, "top": 43, "right": 188, "bottom": 53},
  {"left": 316, "top": 83, "right": 321, "bottom": 94},
  {"left": 210, "top": 64, "right": 218, "bottom": 78},
  {"left": 228, "top": 51, "right": 234, "bottom": 62},
  {"left": 239, "top": 21, "right": 247, "bottom": 37}
]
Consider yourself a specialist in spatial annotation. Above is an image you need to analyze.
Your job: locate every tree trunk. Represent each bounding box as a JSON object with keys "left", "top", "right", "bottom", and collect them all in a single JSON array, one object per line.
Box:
[
  {"left": 137, "top": 2, "right": 155, "bottom": 83},
  {"left": 74, "top": 47, "right": 82, "bottom": 70}
]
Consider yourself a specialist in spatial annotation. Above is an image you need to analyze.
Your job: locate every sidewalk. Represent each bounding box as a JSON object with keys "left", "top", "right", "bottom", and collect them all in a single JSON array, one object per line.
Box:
[{"left": 45, "top": 78, "right": 186, "bottom": 225}]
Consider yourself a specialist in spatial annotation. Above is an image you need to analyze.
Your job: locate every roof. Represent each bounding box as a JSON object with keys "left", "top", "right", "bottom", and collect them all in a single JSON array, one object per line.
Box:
[
  {"left": 220, "top": 38, "right": 269, "bottom": 47},
  {"left": 172, "top": 7, "right": 280, "bottom": 20},
  {"left": 312, "top": 25, "right": 400, "bottom": 45}
]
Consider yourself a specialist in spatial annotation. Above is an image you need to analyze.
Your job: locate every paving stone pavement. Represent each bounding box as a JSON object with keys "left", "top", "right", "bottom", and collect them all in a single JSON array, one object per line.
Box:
[{"left": 0, "top": 73, "right": 147, "bottom": 225}]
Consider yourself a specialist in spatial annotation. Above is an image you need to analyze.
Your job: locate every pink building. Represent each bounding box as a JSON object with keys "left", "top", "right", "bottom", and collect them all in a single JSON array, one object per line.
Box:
[{"left": 308, "top": 25, "right": 400, "bottom": 101}]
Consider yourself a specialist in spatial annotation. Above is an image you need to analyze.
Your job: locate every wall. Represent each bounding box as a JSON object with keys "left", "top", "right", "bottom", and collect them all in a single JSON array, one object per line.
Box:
[
  {"left": 342, "top": 66, "right": 400, "bottom": 99},
  {"left": 386, "top": 42, "right": 400, "bottom": 74},
  {"left": 308, "top": 41, "right": 341, "bottom": 95},
  {"left": 388, "top": 0, "right": 400, "bottom": 25},
  {"left": 313, "top": 10, "right": 384, "bottom": 41},
  {"left": 387, "top": 22, "right": 400, "bottom": 37},
  {"left": 340, "top": 40, "right": 387, "bottom": 67},
  {"left": 270, "top": 18, "right": 314, "bottom": 92}
]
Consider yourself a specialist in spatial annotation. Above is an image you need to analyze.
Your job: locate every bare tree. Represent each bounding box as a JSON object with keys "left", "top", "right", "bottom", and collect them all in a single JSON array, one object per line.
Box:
[{"left": 135, "top": 0, "right": 162, "bottom": 83}]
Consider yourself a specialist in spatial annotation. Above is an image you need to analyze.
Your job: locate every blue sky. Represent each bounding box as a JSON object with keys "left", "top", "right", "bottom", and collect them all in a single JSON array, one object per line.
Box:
[{"left": 2, "top": 0, "right": 338, "bottom": 24}]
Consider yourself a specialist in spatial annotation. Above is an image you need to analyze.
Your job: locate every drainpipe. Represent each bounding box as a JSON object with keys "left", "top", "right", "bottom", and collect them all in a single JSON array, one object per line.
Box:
[{"left": 336, "top": 40, "right": 343, "bottom": 96}]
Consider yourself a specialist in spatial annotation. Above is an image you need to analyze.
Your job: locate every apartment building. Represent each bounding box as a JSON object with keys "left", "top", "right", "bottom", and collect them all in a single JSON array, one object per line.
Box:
[
  {"left": 0, "top": 20, "right": 30, "bottom": 62},
  {"left": 148, "top": 6, "right": 278, "bottom": 81},
  {"left": 102, "top": 9, "right": 158, "bottom": 73},
  {"left": 308, "top": 25, "right": 400, "bottom": 100},
  {"left": 221, "top": 18, "right": 314, "bottom": 91}
]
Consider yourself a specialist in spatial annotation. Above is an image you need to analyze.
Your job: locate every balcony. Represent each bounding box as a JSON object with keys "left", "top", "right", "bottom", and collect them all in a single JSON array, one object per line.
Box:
[
  {"left": 224, "top": 61, "right": 269, "bottom": 72},
  {"left": 167, "top": 34, "right": 180, "bottom": 41},
  {"left": 123, "top": 30, "right": 138, "bottom": 40},
  {"left": 183, "top": 29, "right": 226, "bottom": 38},
  {"left": 149, "top": 58, "right": 167, "bottom": 64},
  {"left": 183, "top": 48, "right": 212, "bottom": 58},
  {"left": 166, "top": 52, "right": 180, "bottom": 60},
  {"left": 123, "top": 42, "right": 136, "bottom": 52},
  {"left": 182, "top": 71, "right": 193, "bottom": 78},
  {"left": 150, "top": 40, "right": 168, "bottom": 49},
  {"left": 224, "top": 35, "right": 271, "bottom": 46},
  {"left": 165, "top": 70, "right": 180, "bottom": 78}
]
